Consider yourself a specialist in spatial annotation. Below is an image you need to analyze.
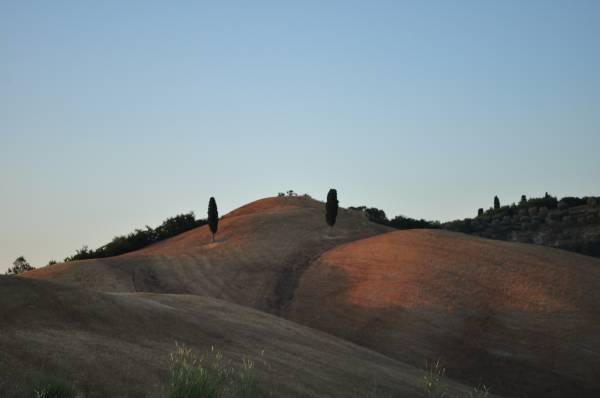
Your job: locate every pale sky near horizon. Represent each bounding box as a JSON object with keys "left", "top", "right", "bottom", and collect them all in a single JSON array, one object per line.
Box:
[{"left": 1, "top": 1, "right": 599, "bottom": 272}]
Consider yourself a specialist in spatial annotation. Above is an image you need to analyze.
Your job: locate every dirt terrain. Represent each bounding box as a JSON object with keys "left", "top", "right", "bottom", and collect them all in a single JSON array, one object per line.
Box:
[
  {"left": 13, "top": 196, "right": 600, "bottom": 396},
  {"left": 288, "top": 229, "right": 600, "bottom": 397},
  {"left": 0, "top": 276, "right": 474, "bottom": 397},
  {"left": 24, "top": 196, "right": 391, "bottom": 314}
]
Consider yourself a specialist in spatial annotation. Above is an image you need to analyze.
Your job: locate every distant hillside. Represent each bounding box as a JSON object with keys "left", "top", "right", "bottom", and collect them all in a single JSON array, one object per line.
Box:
[
  {"left": 288, "top": 229, "right": 600, "bottom": 398},
  {"left": 22, "top": 195, "right": 600, "bottom": 397},
  {"left": 445, "top": 195, "right": 600, "bottom": 258}
]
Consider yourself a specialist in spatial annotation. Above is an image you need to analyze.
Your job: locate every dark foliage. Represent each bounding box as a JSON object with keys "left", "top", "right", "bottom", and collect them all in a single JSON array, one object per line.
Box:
[
  {"left": 477, "top": 208, "right": 484, "bottom": 217},
  {"left": 559, "top": 197, "right": 588, "bottom": 208},
  {"left": 6, "top": 256, "right": 35, "bottom": 275},
  {"left": 526, "top": 194, "right": 558, "bottom": 209},
  {"left": 325, "top": 189, "right": 339, "bottom": 228},
  {"left": 349, "top": 206, "right": 440, "bottom": 230},
  {"left": 494, "top": 196, "right": 500, "bottom": 210},
  {"left": 520, "top": 195, "right": 527, "bottom": 206},
  {"left": 64, "top": 213, "right": 206, "bottom": 261},
  {"left": 389, "top": 215, "right": 440, "bottom": 229},
  {"left": 445, "top": 219, "right": 477, "bottom": 234},
  {"left": 208, "top": 197, "right": 219, "bottom": 242}
]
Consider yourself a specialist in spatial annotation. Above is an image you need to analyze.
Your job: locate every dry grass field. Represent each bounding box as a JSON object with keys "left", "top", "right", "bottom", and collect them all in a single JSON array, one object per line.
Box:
[
  {"left": 288, "top": 229, "right": 600, "bottom": 397},
  {"left": 0, "top": 276, "right": 476, "bottom": 397},
  {"left": 8, "top": 196, "right": 600, "bottom": 397}
]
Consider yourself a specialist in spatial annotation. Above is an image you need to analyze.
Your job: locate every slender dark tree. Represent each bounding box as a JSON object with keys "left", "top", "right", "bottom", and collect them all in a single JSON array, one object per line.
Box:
[
  {"left": 208, "top": 197, "right": 219, "bottom": 242},
  {"left": 494, "top": 195, "right": 500, "bottom": 210},
  {"left": 325, "top": 189, "right": 339, "bottom": 234},
  {"left": 477, "top": 208, "right": 484, "bottom": 217}
]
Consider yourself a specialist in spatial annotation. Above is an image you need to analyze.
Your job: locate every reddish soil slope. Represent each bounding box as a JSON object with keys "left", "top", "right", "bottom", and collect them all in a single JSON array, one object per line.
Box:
[
  {"left": 24, "top": 196, "right": 391, "bottom": 313},
  {"left": 287, "top": 229, "right": 600, "bottom": 398}
]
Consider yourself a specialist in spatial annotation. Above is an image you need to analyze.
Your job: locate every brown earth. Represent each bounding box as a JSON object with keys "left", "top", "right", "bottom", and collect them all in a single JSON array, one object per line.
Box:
[
  {"left": 0, "top": 276, "right": 475, "bottom": 398},
  {"left": 15, "top": 196, "right": 600, "bottom": 396},
  {"left": 23, "top": 196, "right": 391, "bottom": 314},
  {"left": 287, "top": 229, "right": 600, "bottom": 397}
]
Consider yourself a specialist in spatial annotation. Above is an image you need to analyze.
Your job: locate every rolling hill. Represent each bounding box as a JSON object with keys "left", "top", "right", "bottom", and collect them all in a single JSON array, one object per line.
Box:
[
  {"left": 23, "top": 196, "right": 391, "bottom": 314},
  {"left": 0, "top": 276, "right": 474, "bottom": 397},
  {"left": 287, "top": 229, "right": 600, "bottom": 397},
  {"left": 16, "top": 196, "right": 600, "bottom": 397}
]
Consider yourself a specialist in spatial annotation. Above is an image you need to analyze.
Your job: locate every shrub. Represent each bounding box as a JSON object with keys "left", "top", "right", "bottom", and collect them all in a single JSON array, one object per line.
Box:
[
  {"left": 423, "top": 359, "right": 446, "bottom": 398},
  {"left": 389, "top": 216, "right": 440, "bottom": 230},
  {"left": 6, "top": 256, "right": 35, "bottom": 275},
  {"left": 527, "top": 194, "right": 558, "bottom": 209},
  {"left": 559, "top": 196, "right": 587, "bottom": 208},
  {"left": 22, "top": 375, "right": 77, "bottom": 398},
  {"left": 166, "top": 344, "right": 262, "bottom": 398},
  {"left": 64, "top": 212, "right": 206, "bottom": 261}
]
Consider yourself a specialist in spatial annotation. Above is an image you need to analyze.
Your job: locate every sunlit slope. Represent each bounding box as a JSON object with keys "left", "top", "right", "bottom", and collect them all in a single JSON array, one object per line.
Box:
[
  {"left": 287, "top": 229, "right": 600, "bottom": 398},
  {"left": 0, "top": 276, "right": 480, "bottom": 397},
  {"left": 24, "top": 196, "right": 391, "bottom": 312}
]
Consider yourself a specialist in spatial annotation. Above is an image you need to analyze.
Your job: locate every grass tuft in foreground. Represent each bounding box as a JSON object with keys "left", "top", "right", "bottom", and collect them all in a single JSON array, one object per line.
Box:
[{"left": 166, "top": 343, "right": 263, "bottom": 398}]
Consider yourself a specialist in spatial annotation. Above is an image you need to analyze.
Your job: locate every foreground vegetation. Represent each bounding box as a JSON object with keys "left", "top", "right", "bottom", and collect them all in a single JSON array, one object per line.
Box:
[
  {"left": 165, "top": 344, "right": 262, "bottom": 398},
  {"left": 2, "top": 345, "right": 494, "bottom": 398}
]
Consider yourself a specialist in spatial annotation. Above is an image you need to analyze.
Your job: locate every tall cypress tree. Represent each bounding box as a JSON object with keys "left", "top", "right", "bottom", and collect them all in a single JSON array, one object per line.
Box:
[
  {"left": 208, "top": 197, "right": 219, "bottom": 242},
  {"left": 494, "top": 195, "right": 500, "bottom": 210},
  {"left": 325, "top": 189, "right": 339, "bottom": 234}
]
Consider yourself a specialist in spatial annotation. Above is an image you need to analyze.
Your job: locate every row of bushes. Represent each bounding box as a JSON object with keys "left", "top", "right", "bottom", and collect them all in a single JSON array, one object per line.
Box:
[
  {"left": 64, "top": 213, "right": 207, "bottom": 262},
  {"left": 445, "top": 194, "right": 598, "bottom": 234},
  {"left": 349, "top": 206, "right": 441, "bottom": 230}
]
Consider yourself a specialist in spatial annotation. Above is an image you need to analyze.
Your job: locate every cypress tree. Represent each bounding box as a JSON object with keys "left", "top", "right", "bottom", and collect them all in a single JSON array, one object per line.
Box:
[
  {"left": 494, "top": 196, "right": 500, "bottom": 210},
  {"left": 208, "top": 197, "right": 219, "bottom": 243},
  {"left": 325, "top": 189, "right": 339, "bottom": 234},
  {"left": 477, "top": 208, "right": 484, "bottom": 217},
  {"left": 520, "top": 195, "right": 527, "bottom": 206}
]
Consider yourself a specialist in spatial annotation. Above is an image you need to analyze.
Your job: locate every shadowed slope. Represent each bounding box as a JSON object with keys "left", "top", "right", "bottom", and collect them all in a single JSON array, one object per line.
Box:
[
  {"left": 287, "top": 229, "right": 600, "bottom": 398},
  {"left": 0, "top": 276, "right": 480, "bottom": 398},
  {"left": 24, "top": 196, "right": 391, "bottom": 313}
]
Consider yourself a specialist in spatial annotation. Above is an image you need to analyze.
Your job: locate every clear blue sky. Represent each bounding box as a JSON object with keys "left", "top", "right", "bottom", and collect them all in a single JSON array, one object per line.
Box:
[{"left": 1, "top": 1, "right": 599, "bottom": 271}]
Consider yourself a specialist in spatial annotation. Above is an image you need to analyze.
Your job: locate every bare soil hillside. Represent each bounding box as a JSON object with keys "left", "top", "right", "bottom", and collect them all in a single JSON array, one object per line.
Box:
[
  {"left": 287, "top": 229, "right": 600, "bottom": 398},
  {"left": 24, "top": 196, "right": 391, "bottom": 313},
  {"left": 20, "top": 197, "right": 600, "bottom": 396},
  {"left": 0, "top": 276, "right": 476, "bottom": 398}
]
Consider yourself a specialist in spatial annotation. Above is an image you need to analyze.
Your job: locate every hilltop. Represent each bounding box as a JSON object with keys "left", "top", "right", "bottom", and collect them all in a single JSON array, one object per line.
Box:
[
  {"left": 445, "top": 195, "right": 600, "bottom": 258},
  {"left": 13, "top": 195, "right": 600, "bottom": 397},
  {"left": 23, "top": 196, "right": 391, "bottom": 313}
]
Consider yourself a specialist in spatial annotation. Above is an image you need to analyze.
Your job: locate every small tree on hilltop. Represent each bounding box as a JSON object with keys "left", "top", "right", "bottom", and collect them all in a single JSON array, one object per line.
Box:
[
  {"left": 6, "top": 256, "right": 35, "bottom": 275},
  {"left": 494, "top": 196, "right": 500, "bottom": 210},
  {"left": 208, "top": 197, "right": 219, "bottom": 243},
  {"left": 478, "top": 208, "right": 484, "bottom": 217},
  {"left": 520, "top": 195, "right": 527, "bottom": 206},
  {"left": 325, "top": 189, "right": 339, "bottom": 235}
]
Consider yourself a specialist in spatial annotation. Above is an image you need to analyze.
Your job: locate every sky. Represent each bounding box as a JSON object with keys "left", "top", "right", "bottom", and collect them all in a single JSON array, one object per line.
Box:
[{"left": 1, "top": 0, "right": 599, "bottom": 272}]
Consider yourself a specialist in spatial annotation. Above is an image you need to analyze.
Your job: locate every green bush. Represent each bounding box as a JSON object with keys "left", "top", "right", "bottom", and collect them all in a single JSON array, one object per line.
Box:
[
  {"left": 14, "top": 375, "right": 77, "bottom": 398},
  {"left": 64, "top": 212, "right": 207, "bottom": 262}
]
